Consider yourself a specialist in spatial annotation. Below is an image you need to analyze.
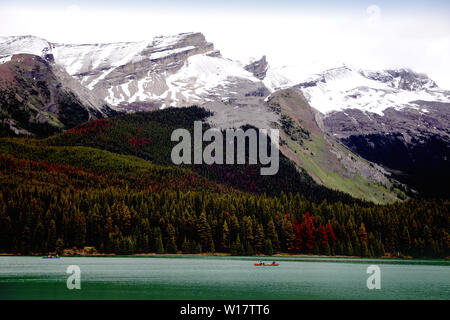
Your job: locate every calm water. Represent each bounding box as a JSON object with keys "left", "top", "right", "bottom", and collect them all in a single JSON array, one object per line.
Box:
[{"left": 0, "top": 256, "right": 449, "bottom": 300}]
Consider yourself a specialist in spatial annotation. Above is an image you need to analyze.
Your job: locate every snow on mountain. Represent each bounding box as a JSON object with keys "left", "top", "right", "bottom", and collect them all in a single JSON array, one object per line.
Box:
[
  {"left": 162, "top": 54, "right": 259, "bottom": 107},
  {"left": 0, "top": 55, "right": 12, "bottom": 64},
  {"left": 0, "top": 33, "right": 213, "bottom": 108},
  {"left": 79, "top": 33, "right": 262, "bottom": 109},
  {"left": 292, "top": 66, "right": 450, "bottom": 115},
  {"left": 1, "top": 33, "right": 448, "bottom": 117},
  {"left": 259, "top": 62, "right": 449, "bottom": 115},
  {"left": 263, "top": 67, "right": 294, "bottom": 92},
  {"left": 52, "top": 40, "right": 151, "bottom": 78},
  {"left": 262, "top": 60, "right": 346, "bottom": 92},
  {"left": 0, "top": 35, "right": 53, "bottom": 56},
  {"left": 51, "top": 33, "right": 201, "bottom": 80}
]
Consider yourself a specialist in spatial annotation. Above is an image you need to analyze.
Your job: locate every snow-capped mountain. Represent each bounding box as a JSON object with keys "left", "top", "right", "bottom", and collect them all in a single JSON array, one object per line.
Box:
[
  {"left": 297, "top": 66, "right": 449, "bottom": 115},
  {"left": 2, "top": 34, "right": 448, "bottom": 117},
  {"left": 1, "top": 32, "right": 448, "bottom": 196},
  {"left": 0, "top": 33, "right": 262, "bottom": 111},
  {"left": 263, "top": 64, "right": 450, "bottom": 115}
]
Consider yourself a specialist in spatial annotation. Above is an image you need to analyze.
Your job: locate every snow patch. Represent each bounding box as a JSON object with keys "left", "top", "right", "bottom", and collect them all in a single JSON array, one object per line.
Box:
[{"left": 0, "top": 55, "right": 12, "bottom": 64}]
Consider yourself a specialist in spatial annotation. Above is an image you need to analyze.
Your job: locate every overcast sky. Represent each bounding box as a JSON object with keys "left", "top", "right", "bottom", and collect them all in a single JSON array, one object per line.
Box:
[{"left": 1, "top": 0, "right": 449, "bottom": 88}]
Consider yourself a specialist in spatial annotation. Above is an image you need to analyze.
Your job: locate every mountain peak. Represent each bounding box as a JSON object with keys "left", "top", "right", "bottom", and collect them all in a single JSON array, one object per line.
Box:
[{"left": 244, "top": 55, "right": 268, "bottom": 80}]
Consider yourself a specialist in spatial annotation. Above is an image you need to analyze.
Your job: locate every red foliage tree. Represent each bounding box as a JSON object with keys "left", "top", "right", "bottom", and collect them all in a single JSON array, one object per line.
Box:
[
  {"left": 317, "top": 223, "right": 329, "bottom": 251},
  {"left": 300, "top": 212, "right": 315, "bottom": 253},
  {"left": 326, "top": 221, "right": 337, "bottom": 246},
  {"left": 65, "top": 119, "right": 111, "bottom": 135},
  {"left": 127, "top": 135, "right": 151, "bottom": 149},
  {"left": 292, "top": 219, "right": 302, "bottom": 252}
]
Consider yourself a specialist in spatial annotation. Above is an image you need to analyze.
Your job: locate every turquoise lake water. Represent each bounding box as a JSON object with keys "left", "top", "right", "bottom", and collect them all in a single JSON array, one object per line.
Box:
[{"left": 0, "top": 256, "right": 449, "bottom": 299}]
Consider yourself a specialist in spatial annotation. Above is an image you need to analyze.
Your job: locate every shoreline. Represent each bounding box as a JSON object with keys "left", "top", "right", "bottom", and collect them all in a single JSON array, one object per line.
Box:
[{"left": 1, "top": 252, "right": 448, "bottom": 261}]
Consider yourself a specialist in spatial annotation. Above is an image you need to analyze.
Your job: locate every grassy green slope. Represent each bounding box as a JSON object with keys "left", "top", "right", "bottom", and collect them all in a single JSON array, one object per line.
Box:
[{"left": 267, "top": 89, "right": 405, "bottom": 204}]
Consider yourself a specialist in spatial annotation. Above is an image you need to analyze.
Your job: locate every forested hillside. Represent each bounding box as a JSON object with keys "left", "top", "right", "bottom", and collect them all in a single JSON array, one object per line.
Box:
[
  {"left": 44, "top": 107, "right": 359, "bottom": 203},
  {"left": 0, "top": 107, "right": 448, "bottom": 258}
]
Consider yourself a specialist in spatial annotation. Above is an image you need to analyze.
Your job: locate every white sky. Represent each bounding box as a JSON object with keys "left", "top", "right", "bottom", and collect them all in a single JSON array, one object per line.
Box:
[{"left": 1, "top": 3, "right": 449, "bottom": 88}]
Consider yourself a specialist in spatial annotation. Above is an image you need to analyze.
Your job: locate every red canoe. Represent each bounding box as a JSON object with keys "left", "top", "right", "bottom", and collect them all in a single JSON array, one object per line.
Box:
[{"left": 254, "top": 263, "right": 279, "bottom": 267}]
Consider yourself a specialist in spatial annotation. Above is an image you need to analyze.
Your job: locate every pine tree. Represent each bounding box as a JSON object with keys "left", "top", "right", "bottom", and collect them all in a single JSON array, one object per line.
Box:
[
  {"left": 280, "top": 217, "right": 295, "bottom": 252},
  {"left": 197, "top": 211, "right": 213, "bottom": 252},
  {"left": 221, "top": 220, "right": 230, "bottom": 251},
  {"left": 361, "top": 241, "right": 369, "bottom": 257},
  {"left": 324, "top": 243, "right": 331, "bottom": 256},
  {"left": 166, "top": 238, "right": 177, "bottom": 253},
  {"left": 246, "top": 242, "right": 255, "bottom": 256},
  {"left": 156, "top": 235, "right": 164, "bottom": 254},
  {"left": 0, "top": 213, "right": 11, "bottom": 252},
  {"left": 375, "top": 239, "right": 385, "bottom": 257},
  {"left": 400, "top": 226, "right": 411, "bottom": 255},
  {"left": 423, "top": 225, "right": 433, "bottom": 256},
  {"left": 191, "top": 240, "right": 201, "bottom": 254},
  {"left": 182, "top": 237, "right": 191, "bottom": 254},
  {"left": 266, "top": 219, "right": 279, "bottom": 250},
  {"left": 346, "top": 240, "right": 353, "bottom": 256},
  {"left": 21, "top": 226, "right": 32, "bottom": 254},
  {"left": 336, "top": 241, "right": 343, "bottom": 255},
  {"left": 242, "top": 217, "right": 254, "bottom": 246},
  {"left": 358, "top": 223, "right": 368, "bottom": 243},
  {"left": 264, "top": 239, "right": 273, "bottom": 256},
  {"left": 231, "top": 234, "right": 243, "bottom": 256},
  {"left": 166, "top": 223, "right": 178, "bottom": 253},
  {"left": 254, "top": 224, "right": 265, "bottom": 253},
  {"left": 55, "top": 238, "right": 64, "bottom": 254},
  {"left": 48, "top": 219, "right": 57, "bottom": 251},
  {"left": 33, "top": 221, "right": 47, "bottom": 253}
]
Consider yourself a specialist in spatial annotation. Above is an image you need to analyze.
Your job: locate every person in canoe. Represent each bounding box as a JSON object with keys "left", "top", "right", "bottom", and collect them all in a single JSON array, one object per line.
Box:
[{"left": 272, "top": 261, "right": 276, "bottom": 265}]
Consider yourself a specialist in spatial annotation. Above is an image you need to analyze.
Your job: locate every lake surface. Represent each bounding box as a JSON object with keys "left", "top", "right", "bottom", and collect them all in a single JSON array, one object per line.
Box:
[{"left": 0, "top": 256, "right": 449, "bottom": 299}]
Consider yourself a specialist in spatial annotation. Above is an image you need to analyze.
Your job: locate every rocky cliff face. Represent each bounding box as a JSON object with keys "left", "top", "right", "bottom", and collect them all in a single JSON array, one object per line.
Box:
[
  {"left": 361, "top": 69, "right": 438, "bottom": 91},
  {"left": 0, "top": 53, "right": 113, "bottom": 136},
  {"left": 323, "top": 102, "right": 450, "bottom": 196},
  {"left": 244, "top": 56, "right": 268, "bottom": 80}
]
